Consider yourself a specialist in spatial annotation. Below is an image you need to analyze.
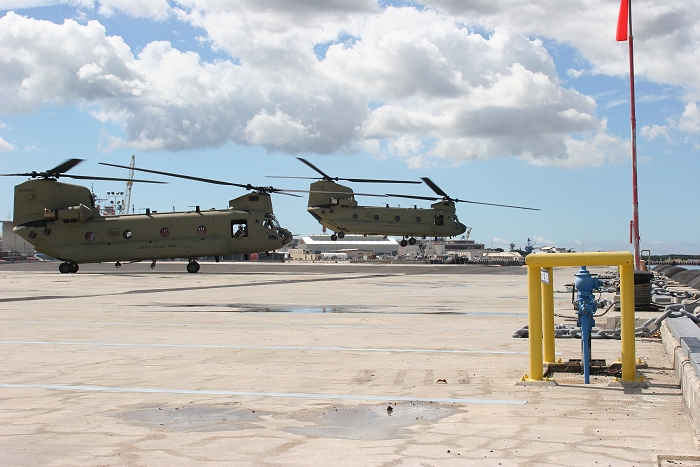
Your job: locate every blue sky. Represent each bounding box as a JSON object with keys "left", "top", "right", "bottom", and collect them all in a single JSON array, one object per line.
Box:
[{"left": 1, "top": 0, "right": 699, "bottom": 254}]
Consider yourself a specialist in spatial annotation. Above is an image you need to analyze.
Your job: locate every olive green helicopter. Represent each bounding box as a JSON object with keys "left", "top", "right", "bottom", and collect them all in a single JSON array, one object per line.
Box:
[
  {"left": 272, "top": 158, "right": 539, "bottom": 247},
  {"left": 4, "top": 159, "right": 296, "bottom": 273}
]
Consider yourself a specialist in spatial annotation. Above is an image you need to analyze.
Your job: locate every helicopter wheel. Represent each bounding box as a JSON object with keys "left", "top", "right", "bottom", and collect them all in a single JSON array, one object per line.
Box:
[
  {"left": 187, "top": 261, "right": 200, "bottom": 273},
  {"left": 150, "top": 260, "right": 156, "bottom": 269},
  {"left": 59, "top": 262, "right": 71, "bottom": 274},
  {"left": 400, "top": 239, "right": 408, "bottom": 247},
  {"left": 69, "top": 262, "right": 79, "bottom": 273},
  {"left": 337, "top": 231, "right": 345, "bottom": 239},
  {"left": 115, "top": 261, "right": 121, "bottom": 268},
  {"left": 408, "top": 237, "right": 417, "bottom": 245},
  {"left": 330, "top": 234, "right": 338, "bottom": 241}
]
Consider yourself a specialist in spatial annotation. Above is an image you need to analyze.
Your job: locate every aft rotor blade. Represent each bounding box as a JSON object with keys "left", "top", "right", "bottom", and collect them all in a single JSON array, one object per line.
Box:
[
  {"left": 386, "top": 193, "right": 440, "bottom": 202},
  {"left": 297, "top": 158, "right": 333, "bottom": 181},
  {"left": 63, "top": 175, "right": 166, "bottom": 184},
  {"left": 421, "top": 177, "right": 449, "bottom": 198},
  {"left": 453, "top": 199, "right": 540, "bottom": 211},
  {"left": 49, "top": 159, "right": 83, "bottom": 175},
  {"left": 100, "top": 162, "right": 249, "bottom": 189}
]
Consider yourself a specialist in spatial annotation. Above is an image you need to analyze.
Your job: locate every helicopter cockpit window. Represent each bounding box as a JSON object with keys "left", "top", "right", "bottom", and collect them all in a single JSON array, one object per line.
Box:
[
  {"left": 434, "top": 215, "right": 444, "bottom": 226},
  {"left": 231, "top": 220, "right": 248, "bottom": 238},
  {"left": 262, "top": 215, "right": 280, "bottom": 230}
]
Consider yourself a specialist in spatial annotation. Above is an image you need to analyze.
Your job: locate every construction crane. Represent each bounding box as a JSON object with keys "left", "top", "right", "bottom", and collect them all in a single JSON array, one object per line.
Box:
[{"left": 123, "top": 155, "right": 135, "bottom": 214}]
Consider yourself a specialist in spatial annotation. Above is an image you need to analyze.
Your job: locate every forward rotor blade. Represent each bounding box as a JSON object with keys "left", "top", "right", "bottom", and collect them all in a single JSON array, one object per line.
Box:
[
  {"left": 268, "top": 174, "right": 421, "bottom": 184},
  {"left": 0, "top": 172, "right": 33, "bottom": 177},
  {"left": 297, "top": 157, "right": 333, "bottom": 181},
  {"left": 386, "top": 193, "right": 440, "bottom": 202},
  {"left": 282, "top": 188, "right": 388, "bottom": 198},
  {"left": 100, "top": 162, "right": 249, "bottom": 189},
  {"left": 421, "top": 177, "right": 449, "bottom": 198},
  {"left": 343, "top": 177, "right": 422, "bottom": 184},
  {"left": 49, "top": 159, "right": 83, "bottom": 175},
  {"left": 453, "top": 199, "right": 540, "bottom": 211},
  {"left": 266, "top": 175, "right": 321, "bottom": 180},
  {"left": 62, "top": 175, "right": 166, "bottom": 184}
]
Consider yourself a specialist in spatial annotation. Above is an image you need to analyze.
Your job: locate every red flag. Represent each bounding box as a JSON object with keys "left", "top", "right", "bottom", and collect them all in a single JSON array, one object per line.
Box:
[{"left": 616, "top": 0, "right": 629, "bottom": 41}]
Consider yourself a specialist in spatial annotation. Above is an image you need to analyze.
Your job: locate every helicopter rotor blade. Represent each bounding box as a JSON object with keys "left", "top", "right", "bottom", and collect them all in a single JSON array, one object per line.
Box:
[
  {"left": 297, "top": 158, "right": 334, "bottom": 181},
  {"left": 266, "top": 175, "right": 321, "bottom": 180},
  {"left": 420, "top": 177, "right": 450, "bottom": 198},
  {"left": 268, "top": 174, "right": 421, "bottom": 184},
  {"left": 386, "top": 193, "right": 441, "bottom": 202},
  {"left": 280, "top": 188, "right": 388, "bottom": 198},
  {"left": 49, "top": 159, "right": 84, "bottom": 176},
  {"left": 100, "top": 162, "right": 250, "bottom": 189},
  {"left": 62, "top": 174, "right": 166, "bottom": 184},
  {"left": 452, "top": 199, "right": 540, "bottom": 211},
  {"left": 343, "top": 177, "right": 422, "bottom": 184}
]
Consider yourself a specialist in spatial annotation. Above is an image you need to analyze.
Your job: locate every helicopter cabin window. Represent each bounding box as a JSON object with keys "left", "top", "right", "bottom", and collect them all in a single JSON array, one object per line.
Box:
[
  {"left": 434, "top": 215, "right": 444, "bottom": 226},
  {"left": 231, "top": 220, "right": 248, "bottom": 238},
  {"left": 330, "top": 198, "right": 339, "bottom": 206}
]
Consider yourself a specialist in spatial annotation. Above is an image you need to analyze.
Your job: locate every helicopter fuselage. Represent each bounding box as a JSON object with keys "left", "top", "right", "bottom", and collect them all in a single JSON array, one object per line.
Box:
[
  {"left": 306, "top": 181, "right": 467, "bottom": 239},
  {"left": 12, "top": 179, "right": 292, "bottom": 267}
]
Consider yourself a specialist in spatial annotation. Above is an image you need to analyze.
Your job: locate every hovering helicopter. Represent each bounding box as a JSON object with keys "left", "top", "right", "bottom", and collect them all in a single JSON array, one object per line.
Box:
[
  {"left": 4, "top": 159, "right": 294, "bottom": 273},
  {"left": 273, "top": 158, "right": 539, "bottom": 247}
]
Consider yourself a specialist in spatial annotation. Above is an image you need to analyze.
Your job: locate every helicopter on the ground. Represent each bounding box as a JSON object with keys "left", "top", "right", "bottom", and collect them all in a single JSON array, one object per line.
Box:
[
  {"left": 274, "top": 158, "right": 539, "bottom": 247},
  {"left": 4, "top": 159, "right": 294, "bottom": 273}
]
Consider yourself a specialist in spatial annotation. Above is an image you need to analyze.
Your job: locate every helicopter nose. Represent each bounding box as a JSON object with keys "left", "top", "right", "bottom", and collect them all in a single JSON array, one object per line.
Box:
[
  {"left": 458, "top": 222, "right": 467, "bottom": 234},
  {"left": 277, "top": 228, "right": 293, "bottom": 245}
]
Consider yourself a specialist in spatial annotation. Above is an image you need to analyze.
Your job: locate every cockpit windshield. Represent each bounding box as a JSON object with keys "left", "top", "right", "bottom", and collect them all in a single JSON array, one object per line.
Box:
[{"left": 263, "top": 215, "right": 281, "bottom": 230}]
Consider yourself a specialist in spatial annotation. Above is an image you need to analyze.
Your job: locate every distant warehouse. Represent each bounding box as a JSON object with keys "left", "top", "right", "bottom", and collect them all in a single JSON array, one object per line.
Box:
[{"left": 289, "top": 235, "right": 399, "bottom": 261}]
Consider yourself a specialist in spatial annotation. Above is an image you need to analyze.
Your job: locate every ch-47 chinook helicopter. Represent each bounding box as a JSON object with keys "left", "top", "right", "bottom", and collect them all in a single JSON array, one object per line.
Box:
[
  {"left": 4, "top": 159, "right": 294, "bottom": 273},
  {"left": 272, "top": 158, "right": 539, "bottom": 247}
]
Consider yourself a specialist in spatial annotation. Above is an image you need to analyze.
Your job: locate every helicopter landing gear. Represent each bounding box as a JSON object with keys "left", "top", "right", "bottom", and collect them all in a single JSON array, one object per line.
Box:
[
  {"left": 408, "top": 237, "right": 417, "bottom": 245},
  {"left": 150, "top": 260, "right": 156, "bottom": 269},
  {"left": 59, "top": 262, "right": 79, "bottom": 273},
  {"left": 115, "top": 261, "right": 121, "bottom": 268},
  {"left": 330, "top": 234, "right": 338, "bottom": 241},
  {"left": 337, "top": 231, "right": 345, "bottom": 239},
  {"left": 187, "top": 260, "right": 200, "bottom": 273},
  {"left": 400, "top": 239, "right": 408, "bottom": 247}
]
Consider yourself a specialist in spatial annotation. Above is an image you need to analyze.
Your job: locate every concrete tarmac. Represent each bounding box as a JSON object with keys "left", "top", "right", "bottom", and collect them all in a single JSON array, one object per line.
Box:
[{"left": 1, "top": 261, "right": 698, "bottom": 466}]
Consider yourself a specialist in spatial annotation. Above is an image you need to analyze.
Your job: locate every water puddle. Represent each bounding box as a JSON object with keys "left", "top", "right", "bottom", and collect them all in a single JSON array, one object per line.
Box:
[
  {"left": 285, "top": 402, "right": 460, "bottom": 440},
  {"left": 115, "top": 404, "right": 269, "bottom": 432},
  {"left": 155, "top": 303, "right": 525, "bottom": 316}
]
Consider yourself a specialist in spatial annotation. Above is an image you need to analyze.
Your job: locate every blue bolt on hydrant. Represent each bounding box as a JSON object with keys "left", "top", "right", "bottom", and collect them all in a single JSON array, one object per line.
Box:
[{"left": 574, "top": 266, "right": 601, "bottom": 384}]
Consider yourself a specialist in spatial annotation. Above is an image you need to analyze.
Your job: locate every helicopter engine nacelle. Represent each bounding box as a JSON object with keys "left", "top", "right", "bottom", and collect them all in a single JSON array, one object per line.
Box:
[{"left": 44, "top": 204, "right": 94, "bottom": 223}]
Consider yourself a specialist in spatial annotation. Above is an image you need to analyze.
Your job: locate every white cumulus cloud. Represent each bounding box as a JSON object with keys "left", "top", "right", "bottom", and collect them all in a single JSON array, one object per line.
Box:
[{"left": 0, "top": 4, "right": 662, "bottom": 166}]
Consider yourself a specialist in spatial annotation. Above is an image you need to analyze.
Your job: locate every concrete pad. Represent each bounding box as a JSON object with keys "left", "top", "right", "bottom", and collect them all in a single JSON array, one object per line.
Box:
[{"left": 0, "top": 262, "right": 698, "bottom": 466}]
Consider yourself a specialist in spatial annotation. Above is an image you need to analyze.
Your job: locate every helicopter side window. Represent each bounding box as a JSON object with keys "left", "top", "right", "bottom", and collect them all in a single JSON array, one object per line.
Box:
[
  {"left": 330, "top": 198, "right": 339, "bottom": 206},
  {"left": 231, "top": 220, "right": 248, "bottom": 238},
  {"left": 434, "top": 215, "right": 444, "bottom": 226}
]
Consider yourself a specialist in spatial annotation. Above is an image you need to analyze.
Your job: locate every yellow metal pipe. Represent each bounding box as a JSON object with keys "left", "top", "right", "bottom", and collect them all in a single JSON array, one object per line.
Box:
[
  {"left": 619, "top": 263, "right": 636, "bottom": 381},
  {"left": 527, "top": 265, "right": 544, "bottom": 380},
  {"left": 526, "top": 251, "right": 633, "bottom": 268},
  {"left": 541, "top": 267, "right": 556, "bottom": 363}
]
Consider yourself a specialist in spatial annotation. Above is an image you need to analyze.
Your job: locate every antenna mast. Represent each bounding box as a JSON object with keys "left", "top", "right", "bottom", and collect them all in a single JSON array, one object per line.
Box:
[{"left": 123, "top": 155, "right": 135, "bottom": 214}]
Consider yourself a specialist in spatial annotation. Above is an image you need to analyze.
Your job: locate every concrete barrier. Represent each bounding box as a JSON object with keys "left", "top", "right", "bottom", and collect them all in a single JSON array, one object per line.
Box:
[{"left": 662, "top": 317, "right": 700, "bottom": 436}]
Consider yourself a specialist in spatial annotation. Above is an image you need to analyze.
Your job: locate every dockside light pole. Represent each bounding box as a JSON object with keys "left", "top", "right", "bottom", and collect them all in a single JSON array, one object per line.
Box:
[{"left": 617, "top": 0, "right": 641, "bottom": 270}]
